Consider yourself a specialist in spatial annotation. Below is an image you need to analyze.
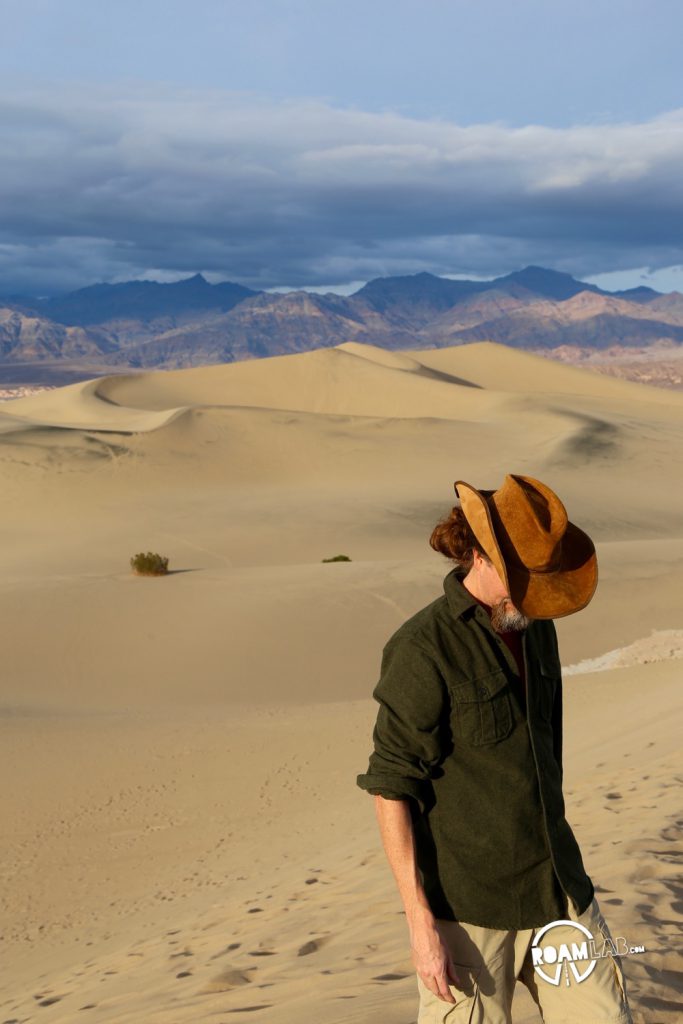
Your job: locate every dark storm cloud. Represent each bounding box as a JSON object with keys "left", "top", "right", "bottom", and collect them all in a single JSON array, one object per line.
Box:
[{"left": 1, "top": 84, "right": 683, "bottom": 294}]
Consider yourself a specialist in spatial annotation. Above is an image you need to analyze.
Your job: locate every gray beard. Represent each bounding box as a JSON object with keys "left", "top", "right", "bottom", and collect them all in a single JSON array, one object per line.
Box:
[{"left": 490, "top": 597, "right": 531, "bottom": 633}]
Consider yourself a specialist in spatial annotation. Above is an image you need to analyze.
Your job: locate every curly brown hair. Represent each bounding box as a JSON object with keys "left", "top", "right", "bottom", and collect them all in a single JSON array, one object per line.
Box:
[{"left": 429, "top": 505, "right": 489, "bottom": 571}]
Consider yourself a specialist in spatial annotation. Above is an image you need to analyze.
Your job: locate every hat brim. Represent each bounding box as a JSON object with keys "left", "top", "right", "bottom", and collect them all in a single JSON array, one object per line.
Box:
[{"left": 454, "top": 480, "right": 598, "bottom": 619}]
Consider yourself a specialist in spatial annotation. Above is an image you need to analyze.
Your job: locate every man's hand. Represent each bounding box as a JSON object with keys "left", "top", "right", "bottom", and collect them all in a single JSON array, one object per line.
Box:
[{"left": 409, "top": 906, "right": 461, "bottom": 1004}]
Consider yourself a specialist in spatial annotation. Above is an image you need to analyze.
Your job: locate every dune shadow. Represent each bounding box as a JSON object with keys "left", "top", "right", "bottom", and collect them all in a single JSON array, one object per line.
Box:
[
  {"left": 413, "top": 364, "right": 483, "bottom": 389},
  {"left": 130, "top": 568, "right": 203, "bottom": 577},
  {"left": 545, "top": 411, "right": 621, "bottom": 467}
]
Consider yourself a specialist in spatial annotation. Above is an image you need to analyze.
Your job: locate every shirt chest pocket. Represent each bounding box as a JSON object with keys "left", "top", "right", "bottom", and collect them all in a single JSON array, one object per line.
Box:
[{"left": 449, "top": 669, "right": 514, "bottom": 746}]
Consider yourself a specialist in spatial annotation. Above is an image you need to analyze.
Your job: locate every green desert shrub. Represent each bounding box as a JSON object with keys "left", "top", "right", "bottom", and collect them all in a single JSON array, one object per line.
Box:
[
  {"left": 130, "top": 551, "right": 170, "bottom": 576},
  {"left": 322, "top": 554, "right": 352, "bottom": 563}
]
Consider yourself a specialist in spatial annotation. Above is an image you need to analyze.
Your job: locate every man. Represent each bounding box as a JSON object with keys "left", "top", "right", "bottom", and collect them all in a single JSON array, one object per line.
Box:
[{"left": 356, "top": 474, "right": 633, "bottom": 1023}]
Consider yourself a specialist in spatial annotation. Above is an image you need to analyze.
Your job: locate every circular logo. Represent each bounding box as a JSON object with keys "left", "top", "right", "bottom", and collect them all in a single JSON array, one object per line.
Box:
[{"left": 531, "top": 919, "right": 597, "bottom": 986}]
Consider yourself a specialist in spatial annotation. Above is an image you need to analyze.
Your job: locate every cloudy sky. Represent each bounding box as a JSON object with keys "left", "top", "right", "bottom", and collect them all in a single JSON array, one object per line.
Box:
[{"left": 2, "top": 0, "right": 683, "bottom": 295}]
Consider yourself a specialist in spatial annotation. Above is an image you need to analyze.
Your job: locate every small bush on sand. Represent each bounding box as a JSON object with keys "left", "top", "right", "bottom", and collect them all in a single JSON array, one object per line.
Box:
[
  {"left": 322, "top": 554, "right": 352, "bottom": 563},
  {"left": 130, "top": 552, "right": 169, "bottom": 576}
]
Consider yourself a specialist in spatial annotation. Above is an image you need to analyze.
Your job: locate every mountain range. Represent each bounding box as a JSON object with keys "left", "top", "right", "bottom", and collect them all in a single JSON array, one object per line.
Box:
[{"left": 2, "top": 266, "right": 682, "bottom": 380}]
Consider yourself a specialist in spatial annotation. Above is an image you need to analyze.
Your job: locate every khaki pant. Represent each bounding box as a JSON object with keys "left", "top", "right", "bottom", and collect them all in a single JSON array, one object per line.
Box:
[{"left": 416, "top": 895, "right": 633, "bottom": 1023}]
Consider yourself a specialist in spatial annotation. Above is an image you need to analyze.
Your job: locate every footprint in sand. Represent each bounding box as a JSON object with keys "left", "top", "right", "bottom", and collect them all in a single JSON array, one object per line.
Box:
[
  {"left": 200, "top": 966, "right": 255, "bottom": 993},
  {"left": 225, "top": 1006, "right": 272, "bottom": 1013},
  {"left": 297, "top": 936, "right": 331, "bottom": 956},
  {"left": 209, "top": 942, "right": 242, "bottom": 960},
  {"left": 660, "top": 820, "right": 683, "bottom": 843}
]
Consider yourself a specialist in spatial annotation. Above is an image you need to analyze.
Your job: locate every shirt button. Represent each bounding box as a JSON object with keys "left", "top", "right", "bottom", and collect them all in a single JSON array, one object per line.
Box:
[{"left": 478, "top": 685, "right": 487, "bottom": 697}]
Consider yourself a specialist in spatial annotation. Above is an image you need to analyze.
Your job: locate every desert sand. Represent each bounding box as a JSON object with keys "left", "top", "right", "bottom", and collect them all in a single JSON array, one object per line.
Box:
[{"left": 0, "top": 340, "right": 681, "bottom": 1023}]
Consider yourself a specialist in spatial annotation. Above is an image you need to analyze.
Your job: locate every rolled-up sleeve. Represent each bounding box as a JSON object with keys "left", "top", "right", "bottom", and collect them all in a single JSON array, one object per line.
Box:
[{"left": 356, "top": 636, "right": 447, "bottom": 813}]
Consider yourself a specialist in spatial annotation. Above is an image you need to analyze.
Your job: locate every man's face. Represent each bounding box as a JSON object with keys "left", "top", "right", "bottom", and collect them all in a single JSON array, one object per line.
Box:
[
  {"left": 469, "top": 550, "right": 531, "bottom": 632},
  {"left": 474, "top": 554, "right": 509, "bottom": 606}
]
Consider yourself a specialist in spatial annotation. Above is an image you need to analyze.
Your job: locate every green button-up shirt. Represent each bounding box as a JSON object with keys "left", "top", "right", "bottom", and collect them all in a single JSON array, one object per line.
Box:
[{"left": 356, "top": 568, "right": 594, "bottom": 930}]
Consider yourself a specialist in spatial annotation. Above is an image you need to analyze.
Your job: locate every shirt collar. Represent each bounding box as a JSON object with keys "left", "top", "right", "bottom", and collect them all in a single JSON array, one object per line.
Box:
[{"left": 443, "top": 567, "right": 481, "bottom": 621}]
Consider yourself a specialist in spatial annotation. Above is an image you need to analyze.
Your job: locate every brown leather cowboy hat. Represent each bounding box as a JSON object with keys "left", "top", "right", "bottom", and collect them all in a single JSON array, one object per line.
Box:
[{"left": 454, "top": 474, "right": 598, "bottom": 619}]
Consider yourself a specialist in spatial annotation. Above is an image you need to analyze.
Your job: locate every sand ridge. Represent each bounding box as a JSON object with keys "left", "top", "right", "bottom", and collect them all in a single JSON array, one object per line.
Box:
[{"left": 0, "top": 375, "right": 190, "bottom": 434}]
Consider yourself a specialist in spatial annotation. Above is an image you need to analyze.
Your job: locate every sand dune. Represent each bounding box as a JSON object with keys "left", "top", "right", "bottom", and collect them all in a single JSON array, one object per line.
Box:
[
  {"left": 410, "top": 340, "right": 682, "bottom": 406},
  {"left": 88, "top": 344, "right": 494, "bottom": 421},
  {"left": 4, "top": 342, "right": 679, "bottom": 436},
  {"left": 1, "top": 340, "right": 681, "bottom": 1022},
  {"left": 1, "top": 660, "right": 680, "bottom": 1024},
  {"left": 0, "top": 375, "right": 190, "bottom": 434}
]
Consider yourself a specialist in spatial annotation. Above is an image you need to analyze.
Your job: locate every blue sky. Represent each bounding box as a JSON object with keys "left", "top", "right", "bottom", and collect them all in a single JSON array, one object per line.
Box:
[{"left": 2, "top": 0, "right": 683, "bottom": 294}]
